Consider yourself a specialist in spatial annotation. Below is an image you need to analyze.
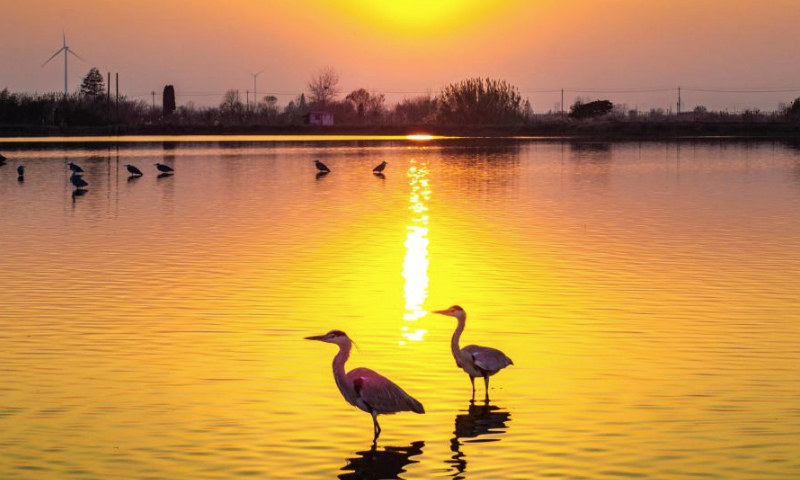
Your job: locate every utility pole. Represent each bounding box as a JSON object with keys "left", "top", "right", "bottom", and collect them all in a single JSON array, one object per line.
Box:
[
  {"left": 677, "top": 86, "right": 682, "bottom": 115},
  {"left": 561, "top": 88, "right": 564, "bottom": 115},
  {"left": 107, "top": 72, "right": 111, "bottom": 113},
  {"left": 151, "top": 91, "right": 156, "bottom": 109},
  {"left": 115, "top": 72, "right": 119, "bottom": 115},
  {"left": 246, "top": 90, "right": 249, "bottom": 111}
]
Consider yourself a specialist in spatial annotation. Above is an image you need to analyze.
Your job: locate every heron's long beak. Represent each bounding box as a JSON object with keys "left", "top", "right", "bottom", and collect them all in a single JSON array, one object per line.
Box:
[
  {"left": 305, "top": 335, "right": 326, "bottom": 341},
  {"left": 432, "top": 309, "right": 449, "bottom": 315}
]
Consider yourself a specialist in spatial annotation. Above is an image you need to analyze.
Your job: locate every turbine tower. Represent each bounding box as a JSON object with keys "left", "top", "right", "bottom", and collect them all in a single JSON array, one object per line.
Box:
[
  {"left": 42, "top": 32, "right": 84, "bottom": 97},
  {"left": 248, "top": 71, "right": 263, "bottom": 104}
]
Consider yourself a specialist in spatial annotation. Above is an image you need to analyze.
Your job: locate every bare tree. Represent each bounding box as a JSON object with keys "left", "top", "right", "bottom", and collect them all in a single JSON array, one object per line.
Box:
[
  {"left": 220, "top": 90, "right": 244, "bottom": 119},
  {"left": 307, "top": 67, "right": 340, "bottom": 108}
]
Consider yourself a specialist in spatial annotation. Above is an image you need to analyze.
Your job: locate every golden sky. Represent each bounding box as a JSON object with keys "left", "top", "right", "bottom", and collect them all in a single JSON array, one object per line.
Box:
[{"left": 2, "top": 0, "right": 800, "bottom": 110}]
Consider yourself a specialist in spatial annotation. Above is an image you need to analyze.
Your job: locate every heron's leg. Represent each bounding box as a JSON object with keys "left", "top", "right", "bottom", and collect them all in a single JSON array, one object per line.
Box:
[
  {"left": 470, "top": 376, "right": 476, "bottom": 399},
  {"left": 483, "top": 375, "right": 490, "bottom": 401},
  {"left": 371, "top": 411, "right": 381, "bottom": 440}
]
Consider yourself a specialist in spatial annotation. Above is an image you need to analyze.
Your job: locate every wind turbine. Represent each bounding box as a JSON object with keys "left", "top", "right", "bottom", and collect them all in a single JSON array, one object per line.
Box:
[
  {"left": 248, "top": 70, "right": 263, "bottom": 105},
  {"left": 42, "top": 32, "right": 85, "bottom": 97}
]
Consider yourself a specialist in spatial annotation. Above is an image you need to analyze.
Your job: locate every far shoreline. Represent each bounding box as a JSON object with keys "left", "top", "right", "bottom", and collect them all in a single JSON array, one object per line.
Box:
[{"left": 1, "top": 120, "right": 799, "bottom": 141}]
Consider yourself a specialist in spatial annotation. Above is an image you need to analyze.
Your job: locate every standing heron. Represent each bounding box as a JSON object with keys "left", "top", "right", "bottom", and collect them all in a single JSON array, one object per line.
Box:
[
  {"left": 68, "top": 162, "right": 84, "bottom": 174},
  {"left": 305, "top": 330, "right": 425, "bottom": 440},
  {"left": 125, "top": 164, "right": 143, "bottom": 176},
  {"left": 154, "top": 163, "right": 174, "bottom": 173},
  {"left": 433, "top": 306, "right": 513, "bottom": 400},
  {"left": 17, "top": 165, "right": 25, "bottom": 179},
  {"left": 373, "top": 161, "right": 388, "bottom": 173},
  {"left": 314, "top": 159, "right": 331, "bottom": 173},
  {"left": 70, "top": 173, "right": 88, "bottom": 188}
]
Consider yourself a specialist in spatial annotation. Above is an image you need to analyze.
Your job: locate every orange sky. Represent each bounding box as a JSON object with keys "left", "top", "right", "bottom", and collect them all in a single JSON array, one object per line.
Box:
[{"left": 2, "top": 0, "right": 800, "bottom": 111}]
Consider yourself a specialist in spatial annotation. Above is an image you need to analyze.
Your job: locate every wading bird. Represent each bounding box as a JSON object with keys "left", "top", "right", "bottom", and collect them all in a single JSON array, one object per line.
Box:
[
  {"left": 17, "top": 165, "right": 25, "bottom": 178},
  {"left": 433, "top": 306, "right": 513, "bottom": 400},
  {"left": 125, "top": 164, "right": 143, "bottom": 176},
  {"left": 314, "top": 159, "right": 330, "bottom": 173},
  {"left": 68, "top": 162, "right": 84, "bottom": 174},
  {"left": 305, "top": 330, "right": 425, "bottom": 440},
  {"left": 154, "top": 163, "right": 173, "bottom": 173},
  {"left": 70, "top": 173, "right": 88, "bottom": 188},
  {"left": 373, "top": 161, "right": 388, "bottom": 173}
]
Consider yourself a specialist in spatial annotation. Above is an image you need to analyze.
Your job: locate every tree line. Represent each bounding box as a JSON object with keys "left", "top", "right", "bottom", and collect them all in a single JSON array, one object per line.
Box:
[{"left": 2, "top": 66, "right": 800, "bottom": 128}]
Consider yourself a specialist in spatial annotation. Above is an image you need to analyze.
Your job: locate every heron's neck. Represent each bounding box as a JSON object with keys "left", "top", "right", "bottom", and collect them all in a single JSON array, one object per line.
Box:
[
  {"left": 332, "top": 342, "right": 353, "bottom": 397},
  {"left": 452, "top": 316, "right": 466, "bottom": 356}
]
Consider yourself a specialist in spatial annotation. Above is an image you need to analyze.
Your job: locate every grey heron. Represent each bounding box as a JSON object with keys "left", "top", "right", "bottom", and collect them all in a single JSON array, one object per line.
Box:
[
  {"left": 433, "top": 306, "right": 513, "bottom": 400},
  {"left": 68, "top": 162, "right": 84, "bottom": 174},
  {"left": 125, "top": 164, "right": 143, "bottom": 176},
  {"left": 70, "top": 173, "right": 88, "bottom": 188},
  {"left": 154, "top": 163, "right": 174, "bottom": 173},
  {"left": 373, "top": 161, "right": 388, "bottom": 173},
  {"left": 314, "top": 159, "right": 331, "bottom": 173},
  {"left": 305, "top": 330, "right": 425, "bottom": 439}
]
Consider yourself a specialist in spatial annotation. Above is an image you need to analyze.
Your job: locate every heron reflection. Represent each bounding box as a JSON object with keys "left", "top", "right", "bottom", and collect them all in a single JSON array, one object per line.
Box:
[
  {"left": 339, "top": 441, "right": 424, "bottom": 480},
  {"left": 447, "top": 401, "right": 511, "bottom": 479}
]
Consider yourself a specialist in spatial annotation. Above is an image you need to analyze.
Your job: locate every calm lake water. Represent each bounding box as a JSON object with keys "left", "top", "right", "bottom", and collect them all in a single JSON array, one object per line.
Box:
[{"left": 1, "top": 137, "right": 799, "bottom": 479}]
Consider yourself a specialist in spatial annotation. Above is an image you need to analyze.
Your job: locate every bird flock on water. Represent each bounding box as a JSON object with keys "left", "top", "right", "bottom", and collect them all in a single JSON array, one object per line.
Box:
[
  {"left": 2, "top": 150, "right": 387, "bottom": 191},
  {"left": 0, "top": 151, "right": 175, "bottom": 194},
  {"left": 306, "top": 305, "right": 513, "bottom": 440}
]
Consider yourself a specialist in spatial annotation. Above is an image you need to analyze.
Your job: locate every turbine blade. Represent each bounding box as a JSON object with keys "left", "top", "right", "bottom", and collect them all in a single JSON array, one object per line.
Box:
[
  {"left": 42, "top": 48, "right": 65, "bottom": 67},
  {"left": 68, "top": 49, "right": 85, "bottom": 61}
]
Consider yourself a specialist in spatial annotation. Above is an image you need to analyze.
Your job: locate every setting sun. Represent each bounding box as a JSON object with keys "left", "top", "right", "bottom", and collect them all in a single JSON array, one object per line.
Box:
[{"left": 340, "top": 0, "right": 493, "bottom": 34}]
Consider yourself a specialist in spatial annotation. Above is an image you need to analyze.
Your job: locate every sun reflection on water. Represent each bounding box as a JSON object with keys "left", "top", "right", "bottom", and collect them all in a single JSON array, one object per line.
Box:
[{"left": 400, "top": 159, "right": 430, "bottom": 345}]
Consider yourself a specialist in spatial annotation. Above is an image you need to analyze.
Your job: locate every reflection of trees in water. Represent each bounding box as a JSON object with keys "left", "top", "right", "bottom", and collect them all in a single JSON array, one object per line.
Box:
[
  {"left": 438, "top": 142, "right": 522, "bottom": 196},
  {"left": 447, "top": 401, "right": 511, "bottom": 479},
  {"left": 568, "top": 141, "right": 613, "bottom": 188},
  {"left": 339, "top": 441, "right": 425, "bottom": 480}
]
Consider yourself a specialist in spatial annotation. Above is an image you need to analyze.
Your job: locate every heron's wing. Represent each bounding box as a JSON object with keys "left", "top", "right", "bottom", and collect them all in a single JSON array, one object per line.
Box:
[
  {"left": 347, "top": 368, "right": 424, "bottom": 414},
  {"left": 463, "top": 345, "right": 513, "bottom": 373}
]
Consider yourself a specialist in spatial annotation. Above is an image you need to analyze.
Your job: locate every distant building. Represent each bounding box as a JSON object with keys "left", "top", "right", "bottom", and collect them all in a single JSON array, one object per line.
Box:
[{"left": 306, "top": 111, "right": 334, "bottom": 126}]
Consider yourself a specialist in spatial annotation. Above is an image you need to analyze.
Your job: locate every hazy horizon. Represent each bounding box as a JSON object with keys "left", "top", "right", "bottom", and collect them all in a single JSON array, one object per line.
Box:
[{"left": 3, "top": 0, "right": 800, "bottom": 111}]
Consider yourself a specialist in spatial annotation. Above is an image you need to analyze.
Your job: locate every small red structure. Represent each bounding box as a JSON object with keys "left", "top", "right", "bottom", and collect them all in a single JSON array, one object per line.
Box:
[{"left": 305, "top": 111, "right": 334, "bottom": 126}]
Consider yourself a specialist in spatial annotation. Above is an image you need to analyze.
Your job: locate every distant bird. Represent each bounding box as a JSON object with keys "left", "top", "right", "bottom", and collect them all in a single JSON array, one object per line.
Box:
[
  {"left": 433, "top": 306, "right": 513, "bottom": 400},
  {"left": 373, "top": 161, "right": 388, "bottom": 173},
  {"left": 125, "top": 164, "right": 143, "bottom": 176},
  {"left": 68, "top": 162, "right": 84, "bottom": 174},
  {"left": 154, "top": 163, "right": 173, "bottom": 173},
  {"left": 70, "top": 173, "right": 88, "bottom": 188},
  {"left": 305, "top": 330, "right": 425, "bottom": 439},
  {"left": 17, "top": 165, "right": 25, "bottom": 177},
  {"left": 314, "top": 159, "right": 330, "bottom": 173}
]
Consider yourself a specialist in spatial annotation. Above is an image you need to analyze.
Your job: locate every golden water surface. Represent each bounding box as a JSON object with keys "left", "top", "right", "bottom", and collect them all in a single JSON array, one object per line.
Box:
[{"left": 1, "top": 138, "right": 799, "bottom": 479}]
